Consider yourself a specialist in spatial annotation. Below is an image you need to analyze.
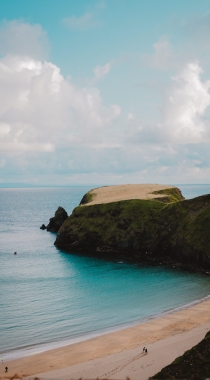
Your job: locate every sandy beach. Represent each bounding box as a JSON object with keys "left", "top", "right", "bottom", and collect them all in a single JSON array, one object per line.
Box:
[{"left": 1, "top": 297, "right": 210, "bottom": 380}]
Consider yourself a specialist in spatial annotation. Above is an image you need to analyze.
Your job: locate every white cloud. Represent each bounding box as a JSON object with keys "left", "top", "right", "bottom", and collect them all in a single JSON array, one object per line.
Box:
[
  {"left": 1, "top": 18, "right": 210, "bottom": 185},
  {"left": 62, "top": 1, "right": 105, "bottom": 31},
  {"left": 0, "top": 20, "right": 50, "bottom": 60},
  {"left": 125, "top": 62, "right": 210, "bottom": 146},
  {"left": 145, "top": 35, "right": 197, "bottom": 72},
  {"left": 149, "top": 36, "right": 175, "bottom": 70},
  {"left": 94, "top": 62, "right": 111, "bottom": 79},
  {"left": 127, "top": 112, "right": 134, "bottom": 121},
  {"left": 0, "top": 123, "right": 10, "bottom": 136},
  {"left": 63, "top": 12, "right": 99, "bottom": 31},
  {"left": 146, "top": 12, "right": 210, "bottom": 75},
  {"left": 164, "top": 61, "right": 210, "bottom": 143},
  {"left": 0, "top": 55, "right": 121, "bottom": 154}
]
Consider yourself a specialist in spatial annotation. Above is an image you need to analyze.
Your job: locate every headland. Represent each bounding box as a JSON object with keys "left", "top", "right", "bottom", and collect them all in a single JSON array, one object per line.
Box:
[{"left": 54, "top": 183, "right": 210, "bottom": 274}]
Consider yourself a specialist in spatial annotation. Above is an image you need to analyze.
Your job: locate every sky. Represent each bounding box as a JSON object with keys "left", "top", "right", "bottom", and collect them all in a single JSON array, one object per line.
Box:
[{"left": 1, "top": 0, "right": 210, "bottom": 186}]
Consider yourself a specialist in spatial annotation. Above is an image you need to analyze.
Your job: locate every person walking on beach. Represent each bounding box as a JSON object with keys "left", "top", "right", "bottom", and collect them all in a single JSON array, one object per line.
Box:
[
  {"left": 143, "top": 347, "right": 145, "bottom": 352},
  {"left": 5, "top": 366, "right": 8, "bottom": 372},
  {"left": 145, "top": 348, "right": 148, "bottom": 353}
]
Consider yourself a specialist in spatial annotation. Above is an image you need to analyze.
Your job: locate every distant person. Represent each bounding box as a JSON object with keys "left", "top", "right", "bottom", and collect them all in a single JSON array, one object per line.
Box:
[
  {"left": 145, "top": 348, "right": 148, "bottom": 353},
  {"left": 5, "top": 366, "right": 8, "bottom": 372},
  {"left": 143, "top": 347, "right": 145, "bottom": 352}
]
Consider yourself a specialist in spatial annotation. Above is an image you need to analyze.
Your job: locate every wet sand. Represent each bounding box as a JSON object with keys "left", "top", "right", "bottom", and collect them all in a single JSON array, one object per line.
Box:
[{"left": 1, "top": 297, "right": 210, "bottom": 380}]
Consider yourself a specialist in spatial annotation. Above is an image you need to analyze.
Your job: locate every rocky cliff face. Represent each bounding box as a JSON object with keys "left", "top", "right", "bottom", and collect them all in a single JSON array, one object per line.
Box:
[
  {"left": 54, "top": 194, "right": 210, "bottom": 272},
  {"left": 55, "top": 199, "right": 163, "bottom": 253},
  {"left": 47, "top": 206, "right": 68, "bottom": 233},
  {"left": 155, "top": 194, "right": 210, "bottom": 269}
]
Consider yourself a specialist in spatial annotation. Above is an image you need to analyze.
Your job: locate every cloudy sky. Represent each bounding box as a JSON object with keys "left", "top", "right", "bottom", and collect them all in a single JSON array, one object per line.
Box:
[{"left": 1, "top": 0, "right": 210, "bottom": 186}]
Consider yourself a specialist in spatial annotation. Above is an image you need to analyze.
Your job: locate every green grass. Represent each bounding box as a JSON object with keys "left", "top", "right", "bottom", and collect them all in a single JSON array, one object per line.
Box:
[
  {"left": 79, "top": 190, "right": 96, "bottom": 205},
  {"left": 58, "top": 199, "right": 165, "bottom": 252},
  {"left": 157, "top": 194, "right": 210, "bottom": 259},
  {"left": 56, "top": 193, "right": 210, "bottom": 269},
  {"left": 151, "top": 187, "right": 184, "bottom": 203}
]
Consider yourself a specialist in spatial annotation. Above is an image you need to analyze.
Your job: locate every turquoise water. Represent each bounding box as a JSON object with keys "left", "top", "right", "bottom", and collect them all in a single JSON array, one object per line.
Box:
[{"left": 0, "top": 185, "right": 210, "bottom": 360}]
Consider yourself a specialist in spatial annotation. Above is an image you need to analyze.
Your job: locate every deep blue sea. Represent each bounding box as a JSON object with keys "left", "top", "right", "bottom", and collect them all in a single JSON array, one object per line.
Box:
[{"left": 0, "top": 184, "right": 210, "bottom": 360}]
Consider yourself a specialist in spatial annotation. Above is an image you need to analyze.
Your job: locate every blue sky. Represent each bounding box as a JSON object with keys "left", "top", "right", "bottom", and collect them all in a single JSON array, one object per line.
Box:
[{"left": 1, "top": 0, "right": 210, "bottom": 186}]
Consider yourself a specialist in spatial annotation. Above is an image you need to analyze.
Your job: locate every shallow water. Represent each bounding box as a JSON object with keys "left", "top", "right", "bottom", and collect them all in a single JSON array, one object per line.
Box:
[{"left": 0, "top": 185, "right": 210, "bottom": 359}]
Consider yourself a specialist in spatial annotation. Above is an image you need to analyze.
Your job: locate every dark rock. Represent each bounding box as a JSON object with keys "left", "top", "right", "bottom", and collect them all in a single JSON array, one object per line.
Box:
[
  {"left": 47, "top": 207, "right": 68, "bottom": 233},
  {"left": 70, "top": 241, "right": 80, "bottom": 248},
  {"left": 150, "top": 330, "right": 210, "bottom": 379},
  {"left": 96, "top": 246, "right": 113, "bottom": 252},
  {"left": 40, "top": 224, "right": 47, "bottom": 230}
]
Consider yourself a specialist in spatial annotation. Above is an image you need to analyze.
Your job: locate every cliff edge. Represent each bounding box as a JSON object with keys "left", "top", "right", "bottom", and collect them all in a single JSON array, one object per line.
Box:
[
  {"left": 54, "top": 184, "right": 210, "bottom": 272},
  {"left": 79, "top": 184, "right": 183, "bottom": 205}
]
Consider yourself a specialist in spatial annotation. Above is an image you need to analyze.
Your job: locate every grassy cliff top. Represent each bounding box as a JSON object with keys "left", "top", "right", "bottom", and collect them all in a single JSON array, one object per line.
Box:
[{"left": 80, "top": 184, "right": 184, "bottom": 206}]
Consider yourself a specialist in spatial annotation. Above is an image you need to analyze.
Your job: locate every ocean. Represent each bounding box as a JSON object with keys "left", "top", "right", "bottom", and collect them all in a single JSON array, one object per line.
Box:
[{"left": 0, "top": 184, "right": 210, "bottom": 360}]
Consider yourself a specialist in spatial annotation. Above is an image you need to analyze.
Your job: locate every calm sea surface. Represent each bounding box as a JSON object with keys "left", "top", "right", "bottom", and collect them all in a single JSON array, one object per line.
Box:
[{"left": 0, "top": 184, "right": 210, "bottom": 360}]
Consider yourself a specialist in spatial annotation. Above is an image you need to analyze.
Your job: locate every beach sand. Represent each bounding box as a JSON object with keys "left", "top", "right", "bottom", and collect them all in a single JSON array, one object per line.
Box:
[
  {"left": 1, "top": 297, "right": 210, "bottom": 380},
  {"left": 84, "top": 184, "right": 176, "bottom": 206}
]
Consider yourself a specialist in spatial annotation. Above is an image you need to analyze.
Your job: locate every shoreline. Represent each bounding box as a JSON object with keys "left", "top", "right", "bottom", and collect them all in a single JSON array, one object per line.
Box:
[
  {"left": 1, "top": 297, "right": 210, "bottom": 379},
  {"left": 2, "top": 292, "right": 210, "bottom": 362}
]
